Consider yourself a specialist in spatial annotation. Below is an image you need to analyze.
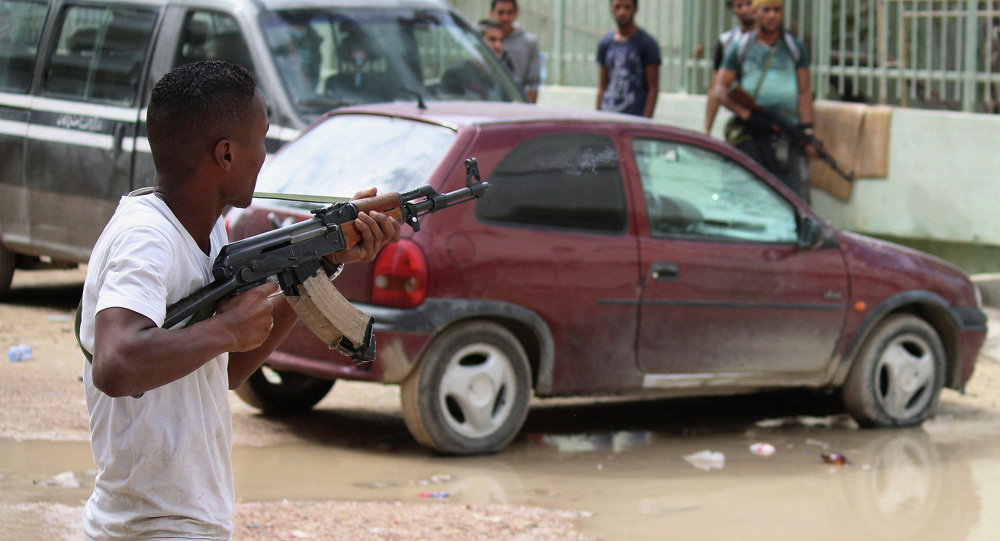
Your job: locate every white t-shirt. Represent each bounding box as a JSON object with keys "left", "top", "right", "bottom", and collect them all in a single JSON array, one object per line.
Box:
[{"left": 80, "top": 191, "right": 233, "bottom": 540}]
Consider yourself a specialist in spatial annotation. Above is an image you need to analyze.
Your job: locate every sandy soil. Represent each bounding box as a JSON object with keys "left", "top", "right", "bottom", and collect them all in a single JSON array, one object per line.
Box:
[{"left": 3, "top": 267, "right": 1000, "bottom": 540}]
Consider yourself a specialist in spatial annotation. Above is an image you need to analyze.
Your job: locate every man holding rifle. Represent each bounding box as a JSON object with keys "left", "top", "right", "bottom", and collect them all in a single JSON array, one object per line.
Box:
[
  {"left": 711, "top": 0, "right": 818, "bottom": 203},
  {"left": 78, "top": 61, "right": 399, "bottom": 539}
]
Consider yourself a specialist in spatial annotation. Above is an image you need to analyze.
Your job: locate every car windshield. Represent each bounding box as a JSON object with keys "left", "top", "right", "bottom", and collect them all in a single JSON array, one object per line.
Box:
[
  {"left": 259, "top": 7, "right": 525, "bottom": 118},
  {"left": 255, "top": 114, "right": 456, "bottom": 201}
]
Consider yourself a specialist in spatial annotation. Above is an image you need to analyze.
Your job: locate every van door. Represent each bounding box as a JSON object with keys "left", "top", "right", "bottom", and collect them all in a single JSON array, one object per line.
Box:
[
  {"left": 0, "top": 0, "right": 49, "bottom": 252},
  {"left": 25, "top": 2, "right": 157, "bottom": 261}
]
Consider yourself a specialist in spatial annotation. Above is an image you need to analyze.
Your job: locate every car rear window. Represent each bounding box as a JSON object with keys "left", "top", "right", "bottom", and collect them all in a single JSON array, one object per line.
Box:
[
  {"left": 254, "top": 114, "right": 456, "bottom": 200},
  {"left": 475, "top": 133, "right": 628, "bottom": 233}
]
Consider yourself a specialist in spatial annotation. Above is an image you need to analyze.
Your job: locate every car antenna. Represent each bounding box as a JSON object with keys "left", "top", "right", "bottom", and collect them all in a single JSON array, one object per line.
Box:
[{"left": 400, "top": 87, "right": 426, "bottom": 110}]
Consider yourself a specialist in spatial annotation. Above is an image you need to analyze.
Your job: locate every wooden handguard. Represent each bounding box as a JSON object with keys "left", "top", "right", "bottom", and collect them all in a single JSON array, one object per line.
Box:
[{"left": 338, "top": 194, "right": 405, "bottom": 252}]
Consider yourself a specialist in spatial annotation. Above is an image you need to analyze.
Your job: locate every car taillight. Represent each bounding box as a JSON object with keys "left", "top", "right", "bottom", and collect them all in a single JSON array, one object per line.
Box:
[{"left": 371, "top": 240, "right": 428, "bottom": 308}]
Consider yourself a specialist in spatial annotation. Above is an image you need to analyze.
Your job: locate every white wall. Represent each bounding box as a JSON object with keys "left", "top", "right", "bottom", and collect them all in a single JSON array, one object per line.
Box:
[{"left": 537, "top": 86, "right": 1000, "bottom": 248}]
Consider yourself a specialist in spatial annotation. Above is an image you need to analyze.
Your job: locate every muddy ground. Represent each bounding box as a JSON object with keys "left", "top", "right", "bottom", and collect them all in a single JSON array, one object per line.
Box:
[{"left": 2, "top": 267, "right": 999, "bottom": 540}]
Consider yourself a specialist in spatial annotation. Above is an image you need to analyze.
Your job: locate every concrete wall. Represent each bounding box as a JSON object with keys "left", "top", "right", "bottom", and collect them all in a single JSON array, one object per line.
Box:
[{"left": 537, "top": 86, "right": 1000, "bottom": 270}]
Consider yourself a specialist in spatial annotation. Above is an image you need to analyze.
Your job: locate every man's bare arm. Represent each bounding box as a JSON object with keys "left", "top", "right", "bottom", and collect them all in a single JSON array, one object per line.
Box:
[
  {"left": 643, "top": 64, "right": 660, "bottom": 118},
  {"left": 92, "top": 282, "right": 277, "bottom": 398},
  {"left": 712, "top": 68, "right": 751, "bottom": 119},
  {"left": 596, "top": 65, "right": 609, "bottom": 110}
]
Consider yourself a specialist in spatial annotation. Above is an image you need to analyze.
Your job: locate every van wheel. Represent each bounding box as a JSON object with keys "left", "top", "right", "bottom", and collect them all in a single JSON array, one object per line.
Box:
[
  {"left": 234, "top": 366, "right": 334, "bottom": 413},
  {"left": 0, "top": 243, "right": 14, "bottom": 299},
  {"left": 401, "top": 321, "right": 531, "bottom": 455},
  {"left": 843, "top": 315, "right": 945, "bottom": 427}
]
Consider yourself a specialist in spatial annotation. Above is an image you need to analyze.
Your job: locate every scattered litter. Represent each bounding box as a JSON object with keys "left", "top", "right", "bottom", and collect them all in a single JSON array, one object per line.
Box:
[
  {"left": 290, "top": 530, "right": 313, "bottom": 539},
  {"left": 805, "top": 438, "right": 830, "bottom": 449},
  {"left": 47, "top": 315, "right": 72, "bottom": 322},
  {"left": 34, "top": 471, "right": 80, "bottom": 488},
  {"left": 416, "top": 474, "right": 451, "bottom": 485},
  {"left": 353, "top": 481, "right": 396, "bottom": 489},
  {"left": 415, "top": 492, "right": 449, "bottom": 499},
  {"left": 821, "top": 452, "right": 850, "bottom": 465},
  {"left": 749, "top": 442, "right": 776, "bottom": 456},
  {"left": 754, "top": 415, "right": 858, "bottom": 429},
  {"left": 7, "top": 344, "right": 32, "bottom": 362},
  {"left": 683, "top": 450, "right": 725, "bottom": 471}
]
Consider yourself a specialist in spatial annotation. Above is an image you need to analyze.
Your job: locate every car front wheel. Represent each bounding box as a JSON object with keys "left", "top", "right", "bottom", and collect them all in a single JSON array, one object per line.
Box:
[
  {"left": 401, "top": 321, "right": 532, "bottom": 455},
  {"left": 843, "top": 314, "right": 945, "bottom": 427},
  {"left": 234, "top": 366, "right": 334, "bottom": 413}
]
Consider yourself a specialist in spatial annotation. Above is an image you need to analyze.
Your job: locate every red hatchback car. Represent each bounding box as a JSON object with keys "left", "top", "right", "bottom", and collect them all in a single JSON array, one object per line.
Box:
[{"left": 227, "top": 101, "right": 987, "bottom": 455}]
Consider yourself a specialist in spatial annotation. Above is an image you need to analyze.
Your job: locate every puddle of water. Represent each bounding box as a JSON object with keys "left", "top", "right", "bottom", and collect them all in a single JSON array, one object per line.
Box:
[{"left": 5, "top": 421, "right": 1000, "bottom": 540}]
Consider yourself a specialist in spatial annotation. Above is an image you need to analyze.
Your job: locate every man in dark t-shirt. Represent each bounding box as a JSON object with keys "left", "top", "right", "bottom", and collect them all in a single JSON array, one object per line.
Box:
[{"left": 596, "top": 0, "right": 661, "bottom": 117}]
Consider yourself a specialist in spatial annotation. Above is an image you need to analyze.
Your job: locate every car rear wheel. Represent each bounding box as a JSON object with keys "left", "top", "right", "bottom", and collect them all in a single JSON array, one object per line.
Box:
[
  {"left": 843, "top": 314, "right": 945, "bottom": 427},
  {"left": 0, "top": 243, "right": 14, "bottom": 299},
  {"left": 234, "top": 365, "right": 334, "bottom": 413},
  {"left": 401, "top": 321, "right": 531, "bottom": 455}
]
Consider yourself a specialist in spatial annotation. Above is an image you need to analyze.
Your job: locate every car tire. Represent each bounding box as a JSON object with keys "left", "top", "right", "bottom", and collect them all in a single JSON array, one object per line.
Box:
[
  {"left": 401, "top": 321, "right": 532, "bottom": 455},
  {"left": 234, "top": 366, "right": 334, "bottom": 413},
  {"left": 842, "top": 314, "right": 945, "bottom": 427},
  {"left": 0, "top": 243, "right": 14, "bottom": 299}
]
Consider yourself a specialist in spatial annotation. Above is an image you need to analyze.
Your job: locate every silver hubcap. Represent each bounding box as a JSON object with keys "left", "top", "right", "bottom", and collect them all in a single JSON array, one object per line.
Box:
[
  {"left": 874, "top": 334, "right": 936, "bottom": 419},
  {"left": 438, "top": 343, "right": 516, "bottom": 439}
]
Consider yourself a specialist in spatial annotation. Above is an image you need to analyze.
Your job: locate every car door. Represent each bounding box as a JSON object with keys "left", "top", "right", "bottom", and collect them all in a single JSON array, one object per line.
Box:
[
  {"left": 0, "top": 0, "right": 49, "bottom": 250},
  {"left": 627, "top": 135, "right": 849, "bottom": 383},
  {"left": 472, "top": 130, "right": 642, "bottom": 394},
  {"left": 25, "top": 2, "right": 156, "bottom": 261}
]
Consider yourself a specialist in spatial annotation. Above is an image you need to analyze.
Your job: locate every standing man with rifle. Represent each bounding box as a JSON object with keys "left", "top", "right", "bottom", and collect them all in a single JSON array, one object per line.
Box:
[
  {"left": 703, "top": 0, "right": 756, "bottom": 136},
  {"left": 712, "top": 0, "right": 819, "bottom": 203},
  {"left": 77, "top": 61, "right": 400, "bottom": 539}
]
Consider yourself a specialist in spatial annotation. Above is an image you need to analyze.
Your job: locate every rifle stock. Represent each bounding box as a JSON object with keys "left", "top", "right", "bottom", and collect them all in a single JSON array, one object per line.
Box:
[{"left": 727, "top": 86, "right": 854, "bottom": 183}]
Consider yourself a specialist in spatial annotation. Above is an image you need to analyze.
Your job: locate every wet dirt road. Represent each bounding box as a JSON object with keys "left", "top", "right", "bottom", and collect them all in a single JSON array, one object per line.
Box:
[{"left": 3, "top": 268, "right": 1000, "bottom": 540}]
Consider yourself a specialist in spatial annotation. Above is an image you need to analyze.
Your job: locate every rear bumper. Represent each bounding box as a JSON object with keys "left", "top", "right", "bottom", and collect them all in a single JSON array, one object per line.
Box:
[{"left": 267, "top": 298, "right": 553, "bottom": 385}]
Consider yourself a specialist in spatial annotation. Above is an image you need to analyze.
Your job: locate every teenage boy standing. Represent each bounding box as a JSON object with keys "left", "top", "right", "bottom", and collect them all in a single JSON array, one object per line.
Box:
[{"left": 596, "top": 0, "right": 661, "bottom": 118}]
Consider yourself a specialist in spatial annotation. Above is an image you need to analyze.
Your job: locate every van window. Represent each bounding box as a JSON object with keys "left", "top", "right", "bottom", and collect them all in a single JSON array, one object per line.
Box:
[
  {"left": 175, "top": 10, "right": 254, "bottom": 73},
  {"left": 0, "top": 0, "right": 49, "bottom": 92},
  {"left": 43, "top": 4, "right": 157, "bottom": 104},
  {"left": 476, "top": 133, "right": 628, "bottom": 234},
  {"left": 259, "top": 8, "right": 523, "bottom": 116}
]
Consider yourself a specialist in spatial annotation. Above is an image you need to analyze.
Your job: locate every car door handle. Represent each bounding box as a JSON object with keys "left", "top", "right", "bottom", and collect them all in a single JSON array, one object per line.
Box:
[{"left": 650, "top": 262, "right": 679, "bottom": 282}]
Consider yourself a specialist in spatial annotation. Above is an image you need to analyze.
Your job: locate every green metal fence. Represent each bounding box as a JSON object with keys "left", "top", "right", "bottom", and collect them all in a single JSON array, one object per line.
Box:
[{"left": 451, "top": 0, "right": 1000, "bottom": 113}]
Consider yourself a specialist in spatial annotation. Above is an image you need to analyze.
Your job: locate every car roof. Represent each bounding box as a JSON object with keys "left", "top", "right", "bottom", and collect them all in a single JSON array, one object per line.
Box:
[{"left": 326, "top": 101, "right": 687, "bottom": 134}]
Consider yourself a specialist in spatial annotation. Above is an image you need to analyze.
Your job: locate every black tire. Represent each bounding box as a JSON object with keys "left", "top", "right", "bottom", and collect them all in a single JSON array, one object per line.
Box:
[
  {"left": 233, "top": 366, "right": 334, "bottom": 413},
  {"left": 843, "top": 314, "right": 945, "bottom": 427},
  {"left": 0, "top": 243, "right": 14, "bottom": 300},
  {"left": 401, "top": 321, "right": 532, "bottom": 455}
]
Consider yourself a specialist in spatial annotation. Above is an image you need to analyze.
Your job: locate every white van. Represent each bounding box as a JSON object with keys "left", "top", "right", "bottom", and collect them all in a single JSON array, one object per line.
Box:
[{"left": 0, "top": 0, "right": 524, "bottom": 296}]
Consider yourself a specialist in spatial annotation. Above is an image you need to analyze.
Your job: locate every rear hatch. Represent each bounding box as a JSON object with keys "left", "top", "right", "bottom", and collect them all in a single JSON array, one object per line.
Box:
[{"left": 227, "top": 112, "right": 459, "bottom": 304}]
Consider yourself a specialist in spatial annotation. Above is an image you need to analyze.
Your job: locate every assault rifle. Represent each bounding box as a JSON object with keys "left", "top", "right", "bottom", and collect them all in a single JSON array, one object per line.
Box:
[
  {"left": 729, "top": 86, "right": 855, "bottom": 183},
  {"left": 162, "top": 158, "right": 489, "bottom": 362}
]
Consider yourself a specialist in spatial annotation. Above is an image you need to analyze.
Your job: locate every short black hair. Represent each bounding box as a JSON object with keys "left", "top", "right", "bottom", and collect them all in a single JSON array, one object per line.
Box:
[
  {"left": 491, "top": 0, "right": 517, "bottom": 10},
  {"left": 478, "top": 18, "right": 502, "bottom": 34},
  {"left": 147, "top": 61, "right": 257, "bottom": 175},
  {"left": 610, "top": 0, "right": 638, "bottom": 7}
]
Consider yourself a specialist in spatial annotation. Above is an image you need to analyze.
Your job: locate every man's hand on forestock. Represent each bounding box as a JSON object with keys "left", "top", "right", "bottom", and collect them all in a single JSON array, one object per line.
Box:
[
  {"left": 328, "top": 188, "right": 402, "bottom": 265},
  {"left": 215, "top": 281, "right": 279, "bottom": 352}
]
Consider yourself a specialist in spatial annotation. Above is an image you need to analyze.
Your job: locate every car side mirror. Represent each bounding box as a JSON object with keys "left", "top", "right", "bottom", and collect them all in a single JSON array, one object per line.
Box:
[{"left": 797, "top": 215, "right": 825, "bottom": 250}]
